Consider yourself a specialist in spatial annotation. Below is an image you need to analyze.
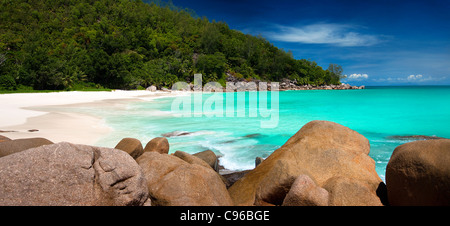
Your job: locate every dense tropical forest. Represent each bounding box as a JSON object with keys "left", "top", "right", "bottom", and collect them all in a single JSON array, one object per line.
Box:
[{"left": 0, "top": 0, "right": 343, "bottom": 91}]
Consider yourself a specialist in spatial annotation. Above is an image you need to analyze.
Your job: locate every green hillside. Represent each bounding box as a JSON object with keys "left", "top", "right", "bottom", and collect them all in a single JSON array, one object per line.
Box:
[{"left": 0, "top": 0, "right": 343, "bottom": 91}]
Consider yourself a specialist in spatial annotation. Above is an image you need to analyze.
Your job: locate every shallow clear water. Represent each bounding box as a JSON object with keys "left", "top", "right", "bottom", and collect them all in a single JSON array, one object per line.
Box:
[{"left": 93, "top": 86, "right": 450, "bottom": 181}]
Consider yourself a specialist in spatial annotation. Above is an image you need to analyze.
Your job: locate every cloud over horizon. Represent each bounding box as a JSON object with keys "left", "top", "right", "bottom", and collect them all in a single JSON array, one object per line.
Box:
[
  {"left": 371, "top": 74, "right": 448, "bottom": 84},
  {"left": 407, "top": 74, "right": 423, "bottom": 81},
  {"left": 345, "top": 73, "right": 369, "bottom": 81},
  {"left": 268, "top": 23, "right": 381, "bottom": 47}
]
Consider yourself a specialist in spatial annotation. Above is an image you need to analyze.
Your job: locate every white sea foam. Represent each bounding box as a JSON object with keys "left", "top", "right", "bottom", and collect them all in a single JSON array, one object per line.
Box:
[{"left": 196, "top": 134, "right": 260, "bottom": 171}]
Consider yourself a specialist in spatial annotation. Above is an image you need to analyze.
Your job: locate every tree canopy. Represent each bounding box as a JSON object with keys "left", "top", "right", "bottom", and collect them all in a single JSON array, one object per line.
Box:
[{"left": 0, "top": 0, "right": 343, "bottom": 91}]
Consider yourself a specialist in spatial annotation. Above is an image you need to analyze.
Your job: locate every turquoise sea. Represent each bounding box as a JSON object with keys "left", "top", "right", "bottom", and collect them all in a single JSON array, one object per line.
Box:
[{"left": 93, "top": 86, "right": 450, "bottom": 181}]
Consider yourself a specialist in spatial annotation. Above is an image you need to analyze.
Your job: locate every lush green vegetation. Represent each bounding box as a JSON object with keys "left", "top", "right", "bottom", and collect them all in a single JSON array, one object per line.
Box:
[{"left": 0, "top": 0, "right": 343, "bottom": 91}]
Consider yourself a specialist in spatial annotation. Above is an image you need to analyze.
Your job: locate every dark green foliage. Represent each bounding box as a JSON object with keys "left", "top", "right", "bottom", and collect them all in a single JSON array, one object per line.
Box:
[
  {"left": 195, "top": 53, "right": 227, "bottom": 83},
  {"left": 0, "top": 74, "right": 16, "bottom": 90},
  {"left": 327, "top": 63, "right": 344, "bottom": 85},
  {"left": 0, "top": 0, "right": 342, "bottom": 91}
]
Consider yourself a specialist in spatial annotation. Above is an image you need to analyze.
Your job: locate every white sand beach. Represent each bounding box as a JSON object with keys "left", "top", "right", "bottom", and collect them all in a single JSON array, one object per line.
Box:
[{"left": 0, "top": 90, "right": 181, "bottom": 145}]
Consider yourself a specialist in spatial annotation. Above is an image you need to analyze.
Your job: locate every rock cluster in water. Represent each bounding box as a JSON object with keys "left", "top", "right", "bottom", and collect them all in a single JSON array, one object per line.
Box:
[{"left": 0, "top": 120, "right": 448, "bottom": 206}]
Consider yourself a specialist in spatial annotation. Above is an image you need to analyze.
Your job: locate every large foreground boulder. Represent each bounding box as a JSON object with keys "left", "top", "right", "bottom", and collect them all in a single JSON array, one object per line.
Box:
[
  {"left": 0, "top": 142, "right": 149, "bottom": 206},
  {"left": 386, "top": 139, "right": 450, "bottom": 206},
  {"left": 137, "top": 151, "right": 233, "bottom": 206},
  {"left": 0, "top": 137, "right": 53, "bottom": 158},
  {"left": 228, "top": 120, "right": 383, "bottom": 206}
]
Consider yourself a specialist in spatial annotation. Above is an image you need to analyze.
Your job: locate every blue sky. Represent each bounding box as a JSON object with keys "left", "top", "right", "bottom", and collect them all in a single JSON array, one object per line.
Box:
[{"left": 171, "top": 0, "right": 450, "bottom": 86}]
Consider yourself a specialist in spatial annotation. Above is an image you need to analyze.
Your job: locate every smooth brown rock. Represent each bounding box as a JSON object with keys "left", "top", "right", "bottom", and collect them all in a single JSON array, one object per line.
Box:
[
  {"left": 282, "top": 175, "right": 329, "bottom": 206},
  {"left": 228, "top": 120, "right": 382, "bottom": 206},
  {"left": 144, "top": 137, "right": 169, "bottom": 154},
  {"left": 323, "top": 176, "right": 383, "bottom": 206},
  {"left": 137, "top": 151, "right": 233, "bottom": 206},
  {"left": 0, "top": 142, "right": 149, "bottom": 206},
  {"left": 0, "top": 137, "right": 53, "bottom": 158},
  {"left": 386, "top": 139, "right": 450, "bottom": 206},
  {"left": 114, "top": 138, "right": 144, "bottom": 159},
  {"left": 193, "top": 150, "right": 219, "bottom": 172},
  {"left": 174, "top": 150, "right": 213, "bottom": 170}
]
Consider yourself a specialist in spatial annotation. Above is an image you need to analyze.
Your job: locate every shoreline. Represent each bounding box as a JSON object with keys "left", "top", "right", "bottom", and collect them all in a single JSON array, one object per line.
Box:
[
  {"left": 0, "top": 85, "right": 366, "bottom": 149},
  {"left": 0, "top": 90, "right": 186, "bottom": 145},
  {"left": 0, "top": 111, "right": 112, "bottom": 145}
]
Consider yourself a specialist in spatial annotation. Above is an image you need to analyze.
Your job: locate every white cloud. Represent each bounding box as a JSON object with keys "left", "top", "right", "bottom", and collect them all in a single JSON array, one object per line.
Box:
[
  {"left": 269, "top": 23, "right": 380, "bottom": 47},
  {"left": 345, "top": 73, "right": 369, "bottom": 80},
  {"left": 407, "top": 74, "right": 423, "bottom": 81},
  {"left": 405, "top": 74, "right": 443, "bottom": 82},
  {"left": 371, "top": 74, "right": 448, "bottom": 83}
]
